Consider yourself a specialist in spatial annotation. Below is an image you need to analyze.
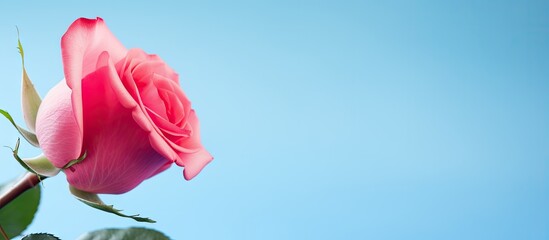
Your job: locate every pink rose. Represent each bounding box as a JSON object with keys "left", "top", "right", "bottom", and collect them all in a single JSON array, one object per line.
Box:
[{"left": 35, "top": 17, "right": 213, "bottom": 194}]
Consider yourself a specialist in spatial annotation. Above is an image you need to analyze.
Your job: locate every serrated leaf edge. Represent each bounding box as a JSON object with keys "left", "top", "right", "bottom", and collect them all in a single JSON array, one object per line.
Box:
[
  {"left": 69, "top": 186, "right": 156, "bottom": 223},
  {"left": 22, "top": 232, "right": 61, "bottom": 240}
]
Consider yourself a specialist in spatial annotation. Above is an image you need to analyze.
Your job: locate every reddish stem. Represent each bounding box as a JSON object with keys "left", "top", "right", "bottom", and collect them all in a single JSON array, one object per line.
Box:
[
  {"left": 0, "top": 173, "right": 41, "bottom": 209},
  {"left": 0, "top": 224, "right": 8, "bottom": 240}
]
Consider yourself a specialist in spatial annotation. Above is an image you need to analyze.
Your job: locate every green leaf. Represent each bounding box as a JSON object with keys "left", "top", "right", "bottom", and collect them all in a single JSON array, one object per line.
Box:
[
  {"left": 69, "top": 186, "right": 155, "bottom": 223},
  {"left": 0, "top": 109, "right": 39, "bottom": 147},
  {"left": 17, "top": 28, "right": 42, "bottom": 133},
  {"left": 0, "top": 177, "right": 41, "bottom": 239},
  {"left": 77, "top": 227, "right": 170, "bottom": 240},
  {"left": 9, "top": 138, "right": 59, "bottom": 178},
  {"left": 22, "top": 233, "right": 61, "bottom": 240}
]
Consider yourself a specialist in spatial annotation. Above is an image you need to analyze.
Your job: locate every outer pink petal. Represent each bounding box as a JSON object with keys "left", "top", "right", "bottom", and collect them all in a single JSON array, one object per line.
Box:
[
  {"left": 179, "top": 148, "right": 213, "bottom": 180},
  {"left": 35, "top": 81, "right": 83, "bottom": 168},
  {"left": 61, "top": 17, "right": 127, "bottom": 139},
  {"left": 174, "top": 110, "right": 213, "bottom": 180},
  {"left": 148, "top": 161, "right": 172, "bottom": 179}
]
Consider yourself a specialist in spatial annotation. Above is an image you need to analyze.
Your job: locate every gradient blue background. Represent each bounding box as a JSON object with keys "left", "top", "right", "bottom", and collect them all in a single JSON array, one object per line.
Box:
[{"left": 0, "top": 1, "right": 548, "bottom": 239}]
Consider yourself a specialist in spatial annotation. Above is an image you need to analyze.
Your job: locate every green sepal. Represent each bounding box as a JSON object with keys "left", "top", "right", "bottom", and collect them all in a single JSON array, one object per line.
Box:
[
  {"left": 77, "top": 227, "right": 170, "bottom": 240},
  {"left": 69, "top": 186, "right": 156, "bottom": 223},
  {"left": 17, "top": 28, "right": 42, "bottom": 133},
  {"left": 62, "top": 151, "right": 87, "bottom": 170},
  {"left": 22, "top": 233, "right": 61, "bottom": 240},
  {"left": 7, "top": 138, "right": 59, "bottom": 178},
  {"left": 0, "top": 109, "right": 39, "bottom": 147}
]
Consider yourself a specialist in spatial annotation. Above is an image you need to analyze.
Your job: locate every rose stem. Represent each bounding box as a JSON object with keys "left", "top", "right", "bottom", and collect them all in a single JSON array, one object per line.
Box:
[
  {"left": 0, "top": 224, "right": 8, "bottom": 240},
  {"left": 0, "top": 172, "right": 41, "bottom": 209}
]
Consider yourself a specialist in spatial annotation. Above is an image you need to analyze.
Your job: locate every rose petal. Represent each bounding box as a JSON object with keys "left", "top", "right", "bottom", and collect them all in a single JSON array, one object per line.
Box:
[
  {"left": 152, "top": 74, "right": 189, "bottom": 124},
  {"left": 66, "top": 51, "right": 170, "bottom": 194},
  {"left": 128, "top": 49, "right": 178, "bottom": 84},
  {"left": 146, "top": 107, "right": 189, "bottom": 138},
  {"left": 148, "top": 161, "right": 172, "bottom": 179},
  {"left": 178, "top": 110, "right": 203, "bottom": 150},
  {"left": 61, "top": 17, "right": 127, "bottom": 138},
  {"left": 109, "top": 51, "right": 181, "bottom": 162},
  {"left": 36, "top": 81, "right": 83, "bottom": 168},
  {"left": 119, "top": 60, "right": 198, "bottom": 155},
  {"left": 179, "top": 148, "right": 213, "bottom": 180},
  {"left": 174, "top": 110, "right": 213, "bottom": 180},
  {"left": 140, "top": 77, "right": 169, "bottom": 120}
]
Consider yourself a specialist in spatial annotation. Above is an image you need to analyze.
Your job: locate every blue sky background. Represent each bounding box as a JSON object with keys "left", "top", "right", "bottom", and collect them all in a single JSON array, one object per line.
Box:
[{"left": 0, "top": 1, "right": 548, "bottom": 239}]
